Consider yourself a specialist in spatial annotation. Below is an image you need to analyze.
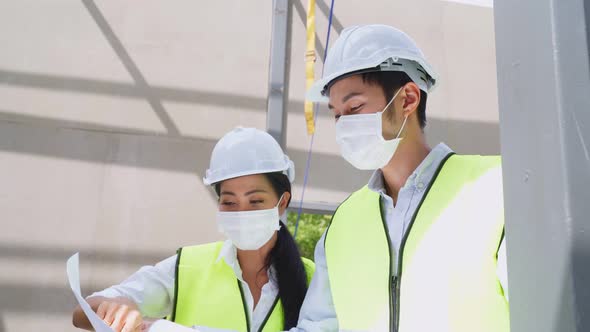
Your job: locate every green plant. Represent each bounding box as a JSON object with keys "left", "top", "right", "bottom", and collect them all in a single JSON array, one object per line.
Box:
[{"left": 286, "top": 211, "right": 332, "bottom": 261}]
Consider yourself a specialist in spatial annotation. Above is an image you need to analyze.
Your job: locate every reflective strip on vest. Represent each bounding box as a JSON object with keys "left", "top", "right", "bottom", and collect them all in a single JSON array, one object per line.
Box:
[
  {"left": 325, "top": 154, "right": 510, "bottom": 332},
  {"left": 171, "top": 242, "right": 315, "bottom": 332}
]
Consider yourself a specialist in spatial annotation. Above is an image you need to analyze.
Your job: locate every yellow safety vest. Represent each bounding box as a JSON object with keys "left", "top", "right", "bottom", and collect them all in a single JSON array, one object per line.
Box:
[
  {"left": 325, "top": 154, "right": 510, "bottom": 332},
  {"left": 170, "top": 242, "right": 315, "bottom": 332}
]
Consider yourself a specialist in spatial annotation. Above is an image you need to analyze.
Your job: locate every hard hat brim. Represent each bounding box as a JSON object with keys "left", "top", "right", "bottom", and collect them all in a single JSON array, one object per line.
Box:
[{"left": 305, "top": 54, "right": 439, "bottom": 104}]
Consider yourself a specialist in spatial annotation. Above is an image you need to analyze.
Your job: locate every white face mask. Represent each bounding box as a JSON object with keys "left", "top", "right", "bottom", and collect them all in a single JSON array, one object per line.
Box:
[
  {"left": 216, "top": 194, "right": 284, "bottom": 251},
  {"left": 335, "top": 88, "right": 408, "bottom": 170}
]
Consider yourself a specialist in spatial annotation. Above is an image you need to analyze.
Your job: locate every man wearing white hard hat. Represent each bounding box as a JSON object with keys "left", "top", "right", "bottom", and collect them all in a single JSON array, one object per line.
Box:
[{"left": 291, "top": 25, "right": 509, "bottom": 332}]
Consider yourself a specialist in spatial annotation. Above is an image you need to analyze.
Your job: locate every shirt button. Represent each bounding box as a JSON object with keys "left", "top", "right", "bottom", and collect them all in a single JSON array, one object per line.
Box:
[{"left": 417, "top": 182, "right": 425, "bottom": 189}]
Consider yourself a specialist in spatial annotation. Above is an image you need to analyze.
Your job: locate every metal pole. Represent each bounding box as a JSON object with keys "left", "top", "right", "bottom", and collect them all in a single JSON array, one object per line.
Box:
[
  {"left": 266, "top": 0, "right": 291, "bottom": 148},
  {"left": 495, "top": 0, "right": 590, "bottom": 331}
]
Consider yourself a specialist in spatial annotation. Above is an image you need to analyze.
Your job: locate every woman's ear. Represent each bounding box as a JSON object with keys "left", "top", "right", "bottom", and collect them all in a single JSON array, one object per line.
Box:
[{"left": 278, "top": 192, "right": 291, "bottom": 215}]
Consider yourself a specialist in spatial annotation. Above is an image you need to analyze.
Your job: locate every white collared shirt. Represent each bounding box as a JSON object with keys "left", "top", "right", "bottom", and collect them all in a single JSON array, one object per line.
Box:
[{"left": 91, "top": 240, "right": 279, "bottom": 332}]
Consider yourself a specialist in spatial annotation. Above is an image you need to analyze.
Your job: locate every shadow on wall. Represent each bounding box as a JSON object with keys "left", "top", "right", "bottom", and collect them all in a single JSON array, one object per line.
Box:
[
  {"left": 1, "top": 284, "right": 78, "bottom": 316},
  {"left": 0, "top": 112, "right": 500, "bottom": 195},
  {"left": 0, "top": 0, "right": 500, "bottom": 186},
  {"left": 0, "top": 118, "right": 370, "bottom": 194},
  {"left": 0, "top": 0, "right": 343, "bottom": 137},
  {"left": 0, "top": 243, "right": 169, "bottom": 267},
  {"left": 0, "top": 68, "right": 311, "bottom": 119},
  {"left": 0, "top": 69, "right": 501, "bottom": 157},
  {"left": 427, "top": 117, "right": 500, "bottom": 155},
  {"left": 0, "top": 243, "right": 169, "bottom": 317},
  {"left": 79, "top": 0, "right": 180, "bottom": 137},
  {"left": 0, "top": 0, "right": 344, "bottom": 130},
  {"left": 0, "top": 0, "right": 499, "bottom": 169}
]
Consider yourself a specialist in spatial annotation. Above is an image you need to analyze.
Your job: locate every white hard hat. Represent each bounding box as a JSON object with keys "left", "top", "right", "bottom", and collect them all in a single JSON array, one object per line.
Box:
[
  {"left": 306, "top": 24, "right": 439, "bottom": 103},
  {"left": 203, "top": 127, "right": 295, "bottom": 186}
]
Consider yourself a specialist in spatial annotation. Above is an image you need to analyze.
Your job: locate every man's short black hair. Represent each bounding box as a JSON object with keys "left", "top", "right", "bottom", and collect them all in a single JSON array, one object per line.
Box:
[{"left": 361, "top": 71, "right": 428, "bottom": 129}]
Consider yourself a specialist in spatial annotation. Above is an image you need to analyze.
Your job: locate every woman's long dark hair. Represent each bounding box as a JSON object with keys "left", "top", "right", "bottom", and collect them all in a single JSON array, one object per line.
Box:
[{"left": 214, "top": 172, "right": 308, "bottom": 329}]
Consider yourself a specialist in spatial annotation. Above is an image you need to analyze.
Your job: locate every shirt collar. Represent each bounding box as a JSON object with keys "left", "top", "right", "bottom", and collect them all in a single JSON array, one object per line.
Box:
[
  {"left": 367, "top": 142, "right": 454, "bottom": 194},
  {"left": 216, "top": 240, "right": 277, "bottom": 288},
  {"left": 217, "top": 240, "right": 242, "bottom": 278}
]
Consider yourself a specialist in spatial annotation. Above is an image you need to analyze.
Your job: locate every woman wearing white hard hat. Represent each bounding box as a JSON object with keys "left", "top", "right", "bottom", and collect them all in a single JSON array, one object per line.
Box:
[{"left": 73, "top": 127, "right": 314, "bottom": 332}]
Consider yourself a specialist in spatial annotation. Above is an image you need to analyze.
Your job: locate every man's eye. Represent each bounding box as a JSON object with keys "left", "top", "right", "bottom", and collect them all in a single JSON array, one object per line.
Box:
[
  {"left": 350, "top": 104, "right": 363, "bottom": 112},
  {"left": 221, "top": 201, "right": 235, "bottom": 206},
  {"left": 251, "top": 200, "right": 264, "bottom": 204}
]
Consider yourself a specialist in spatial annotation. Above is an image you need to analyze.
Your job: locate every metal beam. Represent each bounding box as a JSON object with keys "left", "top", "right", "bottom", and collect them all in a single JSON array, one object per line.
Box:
[
  {"left": 495, "top": 0, "right": 590, "bottom": 331},
  {"left": 287, "top": 200, "right": 338, "bottom": 215},
  {"left": 266, "top": 0, "right": 291, "bottom": 148}
]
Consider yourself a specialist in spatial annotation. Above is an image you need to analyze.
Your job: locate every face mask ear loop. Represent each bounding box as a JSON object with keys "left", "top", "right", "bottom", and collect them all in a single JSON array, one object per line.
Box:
[
  {"left": 276, "top": 193, "right": 286, "bottom": 208},
  {"left": 276, "top": 193, "right": 286, "bottom": 230},
  {"left": 381, "top": 87, "right": 401, "bottom": 116},
  {"left": 380, "top": 87, "right": 404, "bottom": 139},
  {"left": 396, "top": 115, "right": 409, "bottom": 139},
  {"left": 381, "top": 89, "right": 401, "bottom": 113}
]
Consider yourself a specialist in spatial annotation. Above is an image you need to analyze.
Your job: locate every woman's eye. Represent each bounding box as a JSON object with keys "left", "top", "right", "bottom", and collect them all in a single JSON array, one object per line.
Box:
[
  {"left": 251, "top": 200, "right": 264, "bottom": 204},
  {"left": 221, "top": 201, "right": 235, "bottom": 206}
]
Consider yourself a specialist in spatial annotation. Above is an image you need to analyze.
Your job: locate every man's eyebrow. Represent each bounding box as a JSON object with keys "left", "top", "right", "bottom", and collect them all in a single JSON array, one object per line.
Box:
[
  {"left": 245, "top": 189, "right": 268, "bottom": 196},
  {"left": 342, "top": 92, "right": 363, "bottom": 103},
  {"left": 328, "top": 92, "right": 363, "bottom": 110}
]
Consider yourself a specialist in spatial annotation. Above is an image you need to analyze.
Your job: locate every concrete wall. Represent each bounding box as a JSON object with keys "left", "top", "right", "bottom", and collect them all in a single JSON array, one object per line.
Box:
[{"left": 0, "top": 0, "right": 498, "bottom": 331}]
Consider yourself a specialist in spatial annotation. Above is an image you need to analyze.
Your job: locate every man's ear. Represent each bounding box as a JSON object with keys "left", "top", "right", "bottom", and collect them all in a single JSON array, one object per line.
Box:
[{"left": 401, "top": 82, "right": 421, "bottom": 117}]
